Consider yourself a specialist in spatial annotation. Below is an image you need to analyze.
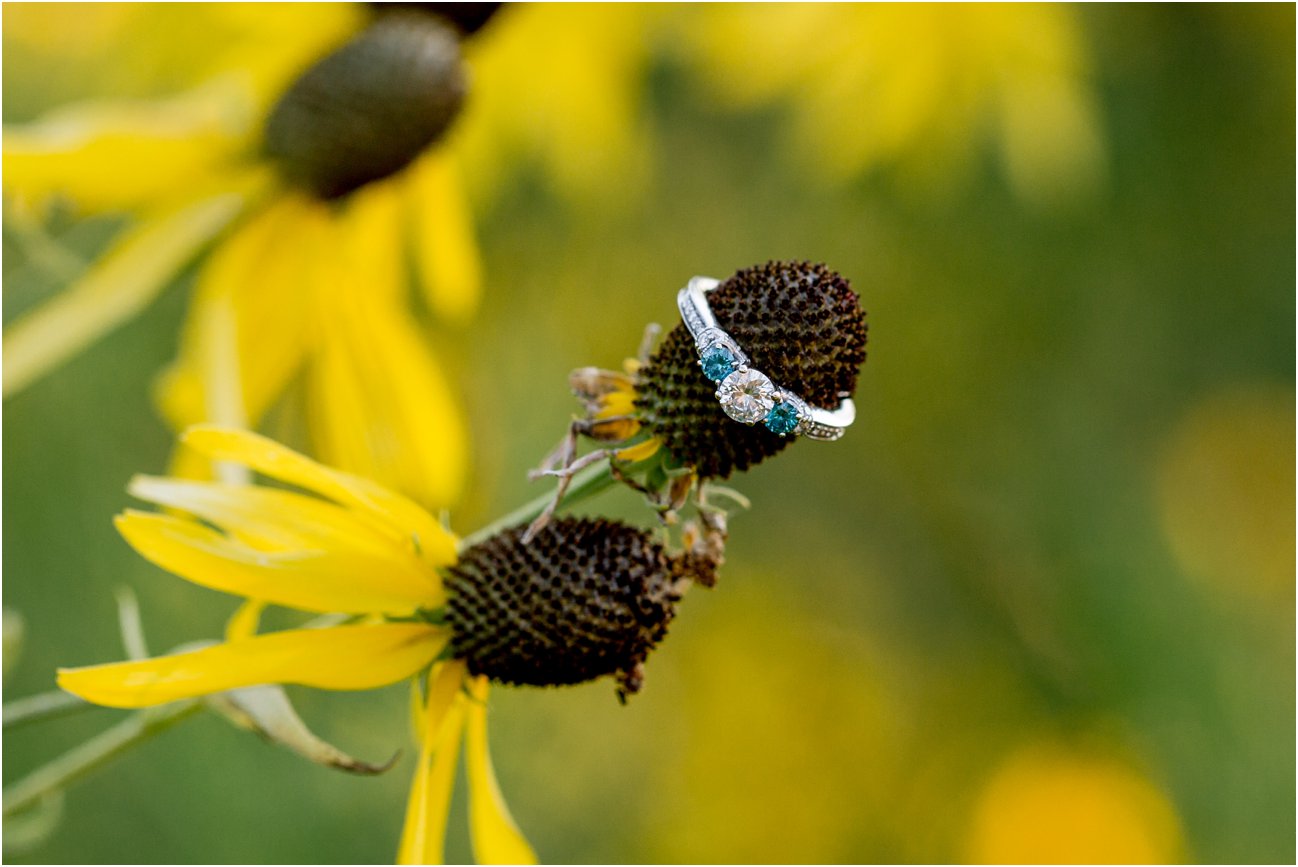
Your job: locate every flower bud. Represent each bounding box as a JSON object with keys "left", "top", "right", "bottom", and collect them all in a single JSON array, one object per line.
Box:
[
  {"left": 263, "top": 11, "right": 465, "bottom": 200},
  {"left": 446, "top": 517, "right": 692, "bottom": 699},
  {"left": 635, "top": 261, "right": 867, "bottom": 479}
]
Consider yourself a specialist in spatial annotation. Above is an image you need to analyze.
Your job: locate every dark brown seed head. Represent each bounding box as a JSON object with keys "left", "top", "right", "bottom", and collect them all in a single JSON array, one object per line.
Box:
[
  {"left": 370, "top": 3, "right": 503, "bottom": 36},
  {"left": 263, "top": 11, "right": 465, "bottom": 200},
  {"left": 445, "top": 518, "right": 689, "bottom": 699},
  {"left": 634, "top": 261, "right": 867, "bottom": 479}
]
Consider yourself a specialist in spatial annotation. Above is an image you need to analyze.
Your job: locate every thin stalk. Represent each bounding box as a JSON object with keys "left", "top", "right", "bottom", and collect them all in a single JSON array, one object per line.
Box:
[
  {"left": 2, "top": 207, "right": 86, "bottom": 284},
  {"left": 3, "top": 700, "right": 201, "bottom": 818},
  {"left": 458, "top": 461, "right": 617, "bottom": 551},
  {"left": 3, "top": 691, "right": 89, "bottom": 730}
]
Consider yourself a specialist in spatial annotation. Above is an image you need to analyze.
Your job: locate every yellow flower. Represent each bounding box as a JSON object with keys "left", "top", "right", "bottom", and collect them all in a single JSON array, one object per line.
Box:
[
  {"left": 684, "top": 4, "right": 1105, "bottom": 209},
  {"left": 3, "top": 7, "right": 477, "bottom": 508},
  {"left": 56, "top": 426, "right": 534, "bottom": 865},
  {"left": 450, "top": 3, "right": 660, "bottom": 210},
  {"left": 962, "top": 740, "right": 1185, "bottom": 863}
]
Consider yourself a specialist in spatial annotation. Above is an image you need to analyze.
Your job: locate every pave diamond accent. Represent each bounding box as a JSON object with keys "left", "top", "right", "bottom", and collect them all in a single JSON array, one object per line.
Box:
[{"left": 717, "top": 368, "right": 775, "bottom": 424}]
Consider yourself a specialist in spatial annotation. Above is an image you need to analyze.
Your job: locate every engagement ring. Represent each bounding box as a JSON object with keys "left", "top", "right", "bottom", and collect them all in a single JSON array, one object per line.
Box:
[{"left": 676, "top": 276, "right": 856, "bottom": 441}]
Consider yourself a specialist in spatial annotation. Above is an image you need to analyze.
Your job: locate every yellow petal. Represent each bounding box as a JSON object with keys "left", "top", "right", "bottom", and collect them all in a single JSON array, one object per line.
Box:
[
  {"left": 156, "top": 194, "right": 327, "bottom": 431},
  {"left": 297, "top": 184, "right": 470, "bottom": 511},
  {"left": 2, "top": 191, "right": 247, "bottom": 398},
  {"left": 465, "top": 676, "right": 537, "bottom": 865},
  {"left": 2, "top": 78, "right": 250, "bottom": 213},
  {"left": 405, "top": 149, "right": 482, "bottom": 324},
  {"left": 596, "top": 389, "right": 636, "bottom": 418},
  {"left": 58, "top": 622, "right": 448, "bottom": 708},
  {"left": 615, "top": 437, "right": 661, "bottom": 464},
  {"left": 305, "top": 200, "right": 470, "bottom": 512},
  {"left": 128, "top": 474, "right": 423, "bottom": 563},
  {"left": 399, "top": 661, "right": 469, "bottom": 866},
  {"left": 116, "top": 509, "right": 442, "bottom": 614},
  {"left": 326, "top": 178, "right": 407, "bottom": 308},
  {"left": 224, "top": 599, "right": 265, "bottom": 642},
  {"left": 130, "top": 473, "right": 442, "bottom": 611},
  {"left": 308, "top": 300, "right": 469, "bottom": 512},
  {"left": 179, "top": 426, "right": 457, "bottom": 568}
]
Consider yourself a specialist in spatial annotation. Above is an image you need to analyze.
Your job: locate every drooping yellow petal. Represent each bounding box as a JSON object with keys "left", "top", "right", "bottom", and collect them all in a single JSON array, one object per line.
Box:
[
  {"left": 2, "top": 191, "right": 248, "bottom": 397},
  {"left": 156, "top": 193, "right": 327, "bottom": 432},
  {"left": 326, "top": 177, "right": 408, "bottom": 308},
  {"left": 179, "top": 426, "right": 458, "bottom": 568},
  {"left": 465, "top": 676, "right": 536, "bottom": 865},
  {"left": 405, "top": 149, "right": 482, "bottom": 324},
  {"left": 128, "top": 473, "right": 443, "bottom": 606},
  {"left": 304, "top": 192, "right": 469, "bottom": 510},
  {"left": 399, "top": 661, "right": 470, "bottom": 866},
  {"left": 225, "top": 598, "right": 265, "bottom": 642},
  {"left": 115, "top": 509, "right": 443, "bottom": 614},
  {"left": 128, "top": 475, "right": 415, "bottom": 560},
  {"left": 58, "top": 622, "right": 448, "bottom": 709},
  {"left": 308, "top": 298, "right": 469, "bottom": 513},
  {"left": 2, "top": 78, "right": 250, "bottom": 214}
]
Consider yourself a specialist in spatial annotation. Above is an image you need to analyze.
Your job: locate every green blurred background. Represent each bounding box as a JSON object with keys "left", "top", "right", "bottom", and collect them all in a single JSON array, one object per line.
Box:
[{"left": 3, "top": 4, "right": 1294, "bottom": 864}]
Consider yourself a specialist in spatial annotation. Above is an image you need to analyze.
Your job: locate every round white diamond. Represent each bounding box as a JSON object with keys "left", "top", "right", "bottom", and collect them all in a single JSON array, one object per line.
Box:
[{"left": 717, "top": 368, "right": 775, "bottom": 424}]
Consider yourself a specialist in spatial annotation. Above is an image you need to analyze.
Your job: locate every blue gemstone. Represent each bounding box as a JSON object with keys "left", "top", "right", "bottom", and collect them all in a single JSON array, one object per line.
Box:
[
  {"left": 700, "top": 347, "right": 738, "bottom": 381},
  {"left": 764, "top": 401, "right": 800, "bottom": 435}
]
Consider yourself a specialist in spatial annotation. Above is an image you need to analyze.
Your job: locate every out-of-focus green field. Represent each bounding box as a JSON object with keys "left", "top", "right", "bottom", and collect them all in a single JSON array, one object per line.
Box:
[{"left": 3, "top": 5, "right": 1293, "bottom": 864}]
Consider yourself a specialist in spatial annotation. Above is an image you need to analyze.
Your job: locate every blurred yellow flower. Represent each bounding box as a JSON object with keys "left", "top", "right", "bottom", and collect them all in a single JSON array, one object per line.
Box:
[
  {"left": 644, "top": 591, "right": 900, "bottom": 863},
  {"left": 451, "top": 3, "right": 659, "bottom": 210},
  {"left": 57, "top": 426, "right": 534, "bottom": 866},
  {"left": 684, "top": 4, "right": 1105, "bottom": 208},
  {"left": 963, "top": 740, "right": 1185, "bottom": 863},
  {"left": 3, "top": 6, "right": 477, "bottom": 508},
  {"left": 1156, "top": 384, "right": 1295, "bottom": 601}
]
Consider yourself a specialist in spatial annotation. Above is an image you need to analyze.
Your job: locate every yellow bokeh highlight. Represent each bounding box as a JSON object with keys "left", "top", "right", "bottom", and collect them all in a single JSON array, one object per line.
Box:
[
  {"left": 688, "top": 3, "right": 1104, "bottom": 208},
  {"left": 645, "top": 589, "right": 902, "bottom": 863},
  {"left": 963, "top": 742, "right": 1185, "bottom": 864},
  {"left": 1156, "top": 385, "right": 1295, "bottom": 600}
]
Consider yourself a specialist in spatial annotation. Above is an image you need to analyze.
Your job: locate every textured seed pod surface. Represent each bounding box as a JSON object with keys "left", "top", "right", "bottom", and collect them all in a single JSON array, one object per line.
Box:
[
  {"left": 445, "top": 518, "right": 684, "bottom": 697},
  {"left": 263, "top": 12, "right": 464, "bottom": 200},
  {"left": 635, "top": 261, "right": 868, "bottom": 479}
]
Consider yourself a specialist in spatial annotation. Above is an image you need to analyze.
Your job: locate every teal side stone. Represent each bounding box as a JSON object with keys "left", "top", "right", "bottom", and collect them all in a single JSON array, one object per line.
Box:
[
  {"left": 701, "top": 347, "right": 738, "bottom": 381},
  {"left": 764, "top": 401, "right": 800, "bottom": 435}
]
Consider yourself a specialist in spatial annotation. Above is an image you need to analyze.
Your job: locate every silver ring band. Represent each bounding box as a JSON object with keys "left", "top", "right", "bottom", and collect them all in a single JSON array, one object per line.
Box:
[{"left": 676, "top": 276, "right": 856, "bottom": 441}]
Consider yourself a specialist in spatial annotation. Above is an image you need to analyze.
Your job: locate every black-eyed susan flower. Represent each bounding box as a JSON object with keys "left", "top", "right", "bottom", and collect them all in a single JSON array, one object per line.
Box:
[
  {"left": 681, "top": 4, "right": 1105, "bottom": 209},
  {"left": 534, "top": 261, "right": 867, "bottom": 529},
  {"left": 58, "top": 426, "right": 707, "bottom": 863},
  {"left": 3, "top": 6, "right": 486, "bottom": 507}
]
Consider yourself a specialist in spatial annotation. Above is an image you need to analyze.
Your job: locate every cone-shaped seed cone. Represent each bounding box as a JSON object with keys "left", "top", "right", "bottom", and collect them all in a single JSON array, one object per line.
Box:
[
  {"left": 445, "top": 518, "right": 686, "bottom": 697},
  {"left": 263, "top": 11, "right": 465, "bottom": 200},
  {"left": 636, "top": 260, "right": 867, "bottom": 479}
]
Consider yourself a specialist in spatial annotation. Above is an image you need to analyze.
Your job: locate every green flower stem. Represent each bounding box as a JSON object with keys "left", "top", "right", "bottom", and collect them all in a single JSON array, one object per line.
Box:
[
  {"left": 2, "top": 700, "right": 200, "bottom": 818},
  {"left": 2, "top": 205, "right": 87, "bottom": 284},
  {"left": 3, "top": 690, "right": 89, "bottom": 730},
  {"left": 458, "top": 460, "right": 617, "bottom": 551}
]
